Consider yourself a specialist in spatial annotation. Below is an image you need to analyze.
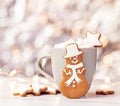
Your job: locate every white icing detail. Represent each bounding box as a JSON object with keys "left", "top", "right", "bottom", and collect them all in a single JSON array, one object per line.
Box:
[
  {"left": 14, "top": 84, "right": 32, "bottom": 95},
  {"left": 77, "top": 67, "right": 85, "bottom": 74},
  {"left": 32, "top": 83, "right": 46, "bottom": 93},
  {"left": 64, "top": 43, "right": 83, "bottom": 58},
  {"left": 71, "top": 59, "right": 78, "bottom": 64},
  {"left": 47, "top": 86, "right": 56, "bottom": 94},
  {"left": 83, "top": 32, "right": 102, "bottom": 47},
  {"left": 65, "top": 62, "right": 84, "bottom": 87},
  {"left": 73, "top": 81, "right": 76, "bottom": 84},
  {"left": 70, "top": 56, "right": 79, "bottom": 64},
  {"left": 64, "top": 69, "right": 72, "bottom": 75},
  {"left": 72, "top": 84, "right": 76, "bottom": 88},
  {"left": 66, "top": 62, "right": 83, "bottom": 69}
]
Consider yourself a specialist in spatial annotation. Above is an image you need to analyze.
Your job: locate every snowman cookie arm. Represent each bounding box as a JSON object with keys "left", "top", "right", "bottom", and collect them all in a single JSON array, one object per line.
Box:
[
  {"left": 77, "top": 66, "right": 86, "bottom": 75},
  {"left": 63, "top": 68, "right": 72, "bottom": 76}
]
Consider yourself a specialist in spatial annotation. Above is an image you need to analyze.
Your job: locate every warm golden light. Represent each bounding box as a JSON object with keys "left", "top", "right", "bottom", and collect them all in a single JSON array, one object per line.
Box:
[
  {"left": 40, "top": 77, "right": 49, "bottom": 85},
  {"left": 9, "top": 81, "right": 18, "bottom": 90},
  {"left": 32, "top": 74, "right": 40, "bottom": 83},
  {"left": 9, "top": 69, "right": 17, "bottom": 77},
  {"left": 12, "top": 49, "right": 21, "bottom": 56},
  {"left": 105, "top": 76, "right": 111, "bottom": 84},
  {"left": 100, "top": 36, "right": 109, "bottom": 47},
  {"left": 103, "top": 54, "right": 113, "bottom": 67},
  {"left": 99, "top": 84, "right": 110, "bottom": 89},
  {"left": 99, "top": 76, "right": 111, "bottom": 89},
  {"left": 71, "top": 27, "right": 80, "bottom": 36},
  {"left": 17, "top": 77, "right": 26, "bottom": 83}
]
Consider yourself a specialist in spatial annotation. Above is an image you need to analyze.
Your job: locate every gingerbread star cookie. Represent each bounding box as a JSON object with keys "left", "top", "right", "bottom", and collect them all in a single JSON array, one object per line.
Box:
[
  {"left": 13, "top": 83, "right": 33, "bottom": 97},
  {"left": 41, "top": 86, "right": 57, "bottom": 95},
  {"left": 31, "top": 83, "right": 47, "bottom": 96},
  {"left": 84, "top": 31, "right": 103, "bottom": 47},
  {"left": 13, "top": 83, "right": 58, "bottom": 97}
]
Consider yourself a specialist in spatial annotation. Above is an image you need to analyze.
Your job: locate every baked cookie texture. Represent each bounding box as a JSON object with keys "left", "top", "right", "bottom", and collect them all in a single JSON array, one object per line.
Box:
[
  {"left": 59, "top": 43, "right": 89, "bottom": 98},
  {"left": 13, "top": 83, "right": 58, "bottom": 97}
]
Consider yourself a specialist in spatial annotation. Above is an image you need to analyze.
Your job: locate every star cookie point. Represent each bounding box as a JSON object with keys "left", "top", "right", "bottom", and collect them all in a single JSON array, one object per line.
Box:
[{"left": 86, "top": 31, "right": 103, "bottom": 47}]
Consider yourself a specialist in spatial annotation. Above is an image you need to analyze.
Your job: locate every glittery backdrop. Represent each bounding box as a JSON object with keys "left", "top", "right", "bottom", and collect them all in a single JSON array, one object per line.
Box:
[{"left": 0, "top": 0, "right": 120, "bottom": 83}]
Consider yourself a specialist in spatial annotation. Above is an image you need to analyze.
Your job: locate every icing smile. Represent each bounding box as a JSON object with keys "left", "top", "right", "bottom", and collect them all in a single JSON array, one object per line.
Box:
[{"left": 70, "top": 56, "right": 78, "bottom": 64}]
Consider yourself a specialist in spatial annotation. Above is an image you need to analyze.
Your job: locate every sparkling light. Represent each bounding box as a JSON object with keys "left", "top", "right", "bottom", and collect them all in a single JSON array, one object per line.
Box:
[
  {"left": 105, "top": 76, "right": 111, "bottom": 84},
  {"left": 99, "top": 84, "right": 110, "bottom": 89},
  {"left": 99, "top": 76, "right": 111, "bottom": 89},
  {"left": 100, "top": 36, "right": 109, "bottom": 47},
  {"left": 40, "top": 77, "right": 49, "bottom": 85},
  {"left": 103, "top": 55, "right": 113, "bottom": 67},
  {"left": 32, "top": 74, "right": 40, "bottom": 83},
  {"left": 9, "top": 81, "right": 18, "bottom": 90},
  {"left": 9, "top": 69, "right": 17, "bottom": 77},
  {"left": 17, "top": 77, "right": 26, "bottom": 83}
]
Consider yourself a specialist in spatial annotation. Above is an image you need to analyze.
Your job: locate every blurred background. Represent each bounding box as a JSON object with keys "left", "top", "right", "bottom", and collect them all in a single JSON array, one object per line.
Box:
[{"left": 0, "top": 0, "right": 120, "bottom": 84}]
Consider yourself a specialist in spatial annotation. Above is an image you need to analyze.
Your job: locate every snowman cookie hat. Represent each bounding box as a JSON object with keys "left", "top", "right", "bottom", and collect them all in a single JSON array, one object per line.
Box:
[{"left": 64, "top": 43, "right": 83, "bottom": 58}]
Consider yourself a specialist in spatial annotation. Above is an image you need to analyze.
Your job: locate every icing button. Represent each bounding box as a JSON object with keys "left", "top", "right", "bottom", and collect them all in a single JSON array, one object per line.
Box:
[
  {"left": 72, "top": 84, "right": 76, "bottom": 88},
  {"left": 73, "top": 81, "right": 76, "bottom": 84}
]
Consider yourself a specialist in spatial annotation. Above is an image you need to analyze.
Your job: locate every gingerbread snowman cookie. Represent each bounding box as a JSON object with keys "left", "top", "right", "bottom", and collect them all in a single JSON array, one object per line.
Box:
[{"left": 59, "top": 43, "right": 89, "bottom": 98}]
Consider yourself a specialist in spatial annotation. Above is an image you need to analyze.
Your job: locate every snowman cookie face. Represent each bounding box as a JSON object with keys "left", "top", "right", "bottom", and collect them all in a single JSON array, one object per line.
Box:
[
  {"left": 70, "top": 56, "right": 78, "bottom": 64},
  {"left": 66, "top": 54, "right": 83, "bottom": 65}
]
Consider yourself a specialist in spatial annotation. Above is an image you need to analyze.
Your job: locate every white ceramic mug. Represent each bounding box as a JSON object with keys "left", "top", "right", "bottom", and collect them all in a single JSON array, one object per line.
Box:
[{"left": 38, "top": 46, "right": 97, "bottom": 90}]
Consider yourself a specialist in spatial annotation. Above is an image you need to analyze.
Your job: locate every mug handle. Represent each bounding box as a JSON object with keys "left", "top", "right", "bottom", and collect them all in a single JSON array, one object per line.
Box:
[{"left": 38, "top": 55, "right": 54, "bottom": 81}]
